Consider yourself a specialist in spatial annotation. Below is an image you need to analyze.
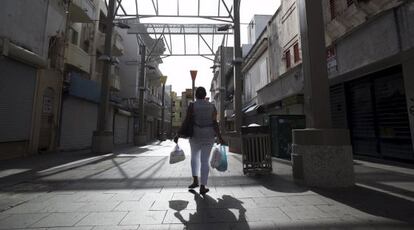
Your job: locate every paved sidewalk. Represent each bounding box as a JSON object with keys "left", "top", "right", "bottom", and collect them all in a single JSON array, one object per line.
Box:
[{"left": 0, "top": 140, "right": 413, "bottom": 229}]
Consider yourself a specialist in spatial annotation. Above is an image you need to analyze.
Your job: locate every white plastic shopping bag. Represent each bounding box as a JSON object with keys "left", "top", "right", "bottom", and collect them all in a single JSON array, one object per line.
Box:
[
  {"left": 216, "top": 145, "right": 228, "bottom": 172},
  {"left": 170, "top": 144, "right": 185, "bottom": 164},
  {"left": 210, "top": 144, "right": 228, "bottom": 172},
  {"left": 210, "top": 145, "right": 221, "bottom": 168}
]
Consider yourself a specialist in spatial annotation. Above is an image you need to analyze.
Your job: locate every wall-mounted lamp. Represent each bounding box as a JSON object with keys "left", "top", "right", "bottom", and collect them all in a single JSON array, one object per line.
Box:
[{"left": 217, "top": 24, "right": 233, "bottom": 31}]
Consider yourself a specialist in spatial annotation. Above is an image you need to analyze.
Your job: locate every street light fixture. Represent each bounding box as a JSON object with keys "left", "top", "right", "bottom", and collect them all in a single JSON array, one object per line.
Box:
[
  {"left": 114, "top": 22, "right": 130, "bottom": 29},
  {"left": 217, "top": 24, "right": 233, "bottom": 31},
  {"left": 190, "top": 70, "right": 197, "bottom": 101}
]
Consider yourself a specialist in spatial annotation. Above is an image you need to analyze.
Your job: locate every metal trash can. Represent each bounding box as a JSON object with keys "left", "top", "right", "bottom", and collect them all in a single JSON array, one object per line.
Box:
[{"left": 241, "top": 126, "right": 272, "bottom": 175}]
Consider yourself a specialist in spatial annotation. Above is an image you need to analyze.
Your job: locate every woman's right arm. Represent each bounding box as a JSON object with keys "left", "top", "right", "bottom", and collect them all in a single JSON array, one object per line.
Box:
[
  {"left": 212, "top": 106, "right": 224, "bottom": 144},
  {"left": 175, "top": 103, "right": 193, "bottom": 143}
]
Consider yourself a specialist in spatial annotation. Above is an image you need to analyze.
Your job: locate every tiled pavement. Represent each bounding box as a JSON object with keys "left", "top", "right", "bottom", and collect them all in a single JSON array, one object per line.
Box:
[{"left": 0, "top": 140, "right": 414, "bottom": 229}]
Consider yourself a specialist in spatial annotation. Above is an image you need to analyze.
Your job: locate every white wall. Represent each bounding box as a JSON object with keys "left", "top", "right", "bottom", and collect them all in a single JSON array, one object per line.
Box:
[
  {"left": 278, "top": 0, "right": 301, "bottom": 76},
  {"left": 243, "top": 50, "right": 269, "bottom": 103},
  {"left": 267, "top": 0, "right": 301, "bottom": 80},
  {"left": 247, "top": 15, "right": 272, "bottom": 45},
  {"left": 44, "top": 0, "right": 67, "bottom": 54},
  {"left": 117, "top": 27, "right": 140, "bottom": 99}
]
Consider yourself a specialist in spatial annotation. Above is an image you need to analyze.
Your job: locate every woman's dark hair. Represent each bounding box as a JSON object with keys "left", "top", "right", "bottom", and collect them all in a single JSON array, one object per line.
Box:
[{"left": 195, "top": 87, "right": 207, "bottom": 99}]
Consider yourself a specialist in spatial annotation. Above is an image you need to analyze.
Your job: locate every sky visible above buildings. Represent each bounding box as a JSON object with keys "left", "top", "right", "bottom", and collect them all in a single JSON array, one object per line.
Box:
[{"left": 121, "top": 0, "right": 281, "bottom": 95}]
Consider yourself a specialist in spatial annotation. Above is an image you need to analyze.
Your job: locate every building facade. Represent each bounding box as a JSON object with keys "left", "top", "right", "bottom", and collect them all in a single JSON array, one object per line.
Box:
[
  {"left": 59, "top": 0, "right": 127, "bottom": 151},
  {"left": 242, "top": 4, "right": 304, "bottom": 128},
  {"left": 0, "top": 0, "right": 167, "bottom": 159},
  {"left": 0, "top": 0, "right": 68, "bottom": 158},
  {"left": 239, "top": 0, "right": 414, "bottom": 161},
  {"left": 210, "top": 46, "right": 234, "bottom": 132},
  {"left": 171, "top": 92, "right": 181, "bottom": 135},
  {"left": 323, "top": 0, "right": 414, "bottom": 160}
]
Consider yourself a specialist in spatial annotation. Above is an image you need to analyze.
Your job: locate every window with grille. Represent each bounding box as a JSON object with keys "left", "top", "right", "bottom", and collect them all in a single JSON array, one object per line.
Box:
[
  {"left": 293, "top": 43, "right": 300, "bottom": 63},
  {"left": 285, "top": 50, "right": 291, "bottom": 69},
  {"left": 330, "top": 0, "right": 336, "bottom": 20}
]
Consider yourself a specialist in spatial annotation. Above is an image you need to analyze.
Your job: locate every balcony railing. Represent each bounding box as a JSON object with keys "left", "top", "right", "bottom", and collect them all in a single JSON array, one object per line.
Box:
[
  {"left": 145, "top": 93, "right": 162, "bottom": 105},
  {"left": 95, "top": 70, "right": 121, "bottom": 91},
  {"left": 69, "top": 0, "right": 96, "bottom": 23},
  {"left": 65, "top": 43, "right": 90, "bottom": 73},
  {"left": 68, "top": 73, "right": 100, "bottom": 103},
  {"left": 96, "top": 31, "right": 124, "bottom": 56}
]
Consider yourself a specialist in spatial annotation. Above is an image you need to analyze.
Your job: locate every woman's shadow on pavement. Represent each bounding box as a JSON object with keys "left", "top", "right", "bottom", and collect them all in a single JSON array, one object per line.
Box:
[{"left": 170, "top": 190, "right": 250, "bottom": 229}]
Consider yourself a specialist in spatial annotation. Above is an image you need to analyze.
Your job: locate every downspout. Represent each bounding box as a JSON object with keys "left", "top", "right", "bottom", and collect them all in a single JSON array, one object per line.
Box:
[
  {"left": 393, "top": 8, "right": 403, "bottom": 52},
  {"left": 113, "top": 108, "right": 117, "bottom": 145}
]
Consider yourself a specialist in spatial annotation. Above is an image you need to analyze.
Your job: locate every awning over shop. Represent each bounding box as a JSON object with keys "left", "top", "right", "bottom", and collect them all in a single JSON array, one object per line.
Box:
[{"left": 243, "top": 103, "right": 264, "bottom": 115}]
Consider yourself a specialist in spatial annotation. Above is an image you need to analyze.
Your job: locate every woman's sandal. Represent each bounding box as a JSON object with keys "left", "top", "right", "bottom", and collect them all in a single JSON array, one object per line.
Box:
[
  {"left": 188, "top": 182, "right": 199, "bottom": 189},
  {"left": 200, "top": 186, "right": 209, "bottom": 195}
]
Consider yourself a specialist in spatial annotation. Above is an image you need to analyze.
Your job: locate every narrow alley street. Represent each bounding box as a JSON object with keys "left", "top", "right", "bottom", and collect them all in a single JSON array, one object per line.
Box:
[{"left": 0, "top": 140, "right": 413, "bottom": 229}]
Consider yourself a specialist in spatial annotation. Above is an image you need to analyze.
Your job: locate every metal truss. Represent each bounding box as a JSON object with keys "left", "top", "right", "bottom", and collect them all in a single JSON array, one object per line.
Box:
[
  {"left": 109, "top": 0, "right": 236, "bottom": 59},
  {"left": 113, "top": 0, "right": 234, "bottom": 23},
  {"left": 128, "top": 23, "right": 232, "bottom": 58}
]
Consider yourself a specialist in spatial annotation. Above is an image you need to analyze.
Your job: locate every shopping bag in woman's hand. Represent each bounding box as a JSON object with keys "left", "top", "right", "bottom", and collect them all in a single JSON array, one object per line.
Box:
[
  {"left": 210, "top": 145, "right": 221, "bottom": 168},
  {"left": 216, "top": 145, "right": 228, "bottom": 172},
  {"left": 170, "top": 144, "right": 185, "bottom": 164}
]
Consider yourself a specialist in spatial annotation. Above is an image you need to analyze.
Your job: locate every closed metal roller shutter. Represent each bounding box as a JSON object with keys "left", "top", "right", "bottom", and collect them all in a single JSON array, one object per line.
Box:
[
  {"left": 374, "top": 73, "right": 414, "bottom": 160},
  {"left": 114, "top": 113, "right": 128, "bottom": 145},
  {"left": 348, "top": 78, "right": 378, "bottom": 157},
  {"left": 128, "top": 117, "right": 134, "bottom": 144},
  {"left": 0, "top": 58, "right": 36, "bottom": 142},
  {"left": 330, "top": 84, "right": 347, "bottom": 129},
  {"left": 347, "top": 66, "right": 413, "bottom": 160},
  {"left": 60, "top": 96, "right": 98, "bottom": 150}
]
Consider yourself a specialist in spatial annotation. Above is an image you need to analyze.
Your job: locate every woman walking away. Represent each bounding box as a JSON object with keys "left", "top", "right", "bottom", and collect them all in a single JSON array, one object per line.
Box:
[{"left": 174, "top": 87, "right": 224, "bottom": 195}]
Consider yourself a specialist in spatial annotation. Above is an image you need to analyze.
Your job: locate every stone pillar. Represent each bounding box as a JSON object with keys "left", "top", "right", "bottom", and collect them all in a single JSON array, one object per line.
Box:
[
  {"left": 92, "top": 0, "right": 115, "bottom": 154},
  {"left": 292, "top": 0, "right": 354, "bottom": 187},
  {"left": 292, "top": 129, "right": 354, "bottom": 187}
]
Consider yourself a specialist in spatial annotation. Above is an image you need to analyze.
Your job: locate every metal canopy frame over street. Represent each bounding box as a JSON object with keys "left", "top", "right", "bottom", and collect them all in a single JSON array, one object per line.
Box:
[
  {"left": 106, "top": 0, "right": 243, "bottom": 139},
  {"left": 109, "top": 0, "right": 235, "bottom": 60}
]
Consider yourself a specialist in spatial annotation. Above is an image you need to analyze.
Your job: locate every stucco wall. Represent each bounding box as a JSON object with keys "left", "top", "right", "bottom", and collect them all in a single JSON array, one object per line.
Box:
[
  {"left": 247, "top": 15, "right": 272, "bottom": 45},
  {"left": 0, "top": 0, "right": 49, "bottom": 57},
  {"left": 117, "top": 28, "right": 140, "bottom": 100},
  {"left": 268, "top": 0, "right": 301, "bottom": 80},
  {"left": 335, "top": 12, "right": 400, "bottom": 76},
  {"left": 243, "top": 50, "right": 269, "bottom": 104},
  {"left": 397, "top": 1, "right": 414, "bottom": 51}
]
